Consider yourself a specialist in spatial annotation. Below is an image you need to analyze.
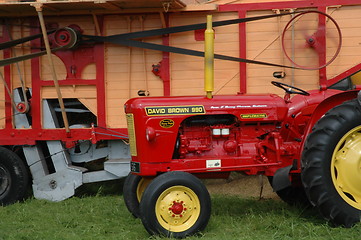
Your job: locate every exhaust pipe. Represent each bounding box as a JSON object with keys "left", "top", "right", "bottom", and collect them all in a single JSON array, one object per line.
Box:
[{"left": 204, "top": 15, "right": 214, "bottom": 99}]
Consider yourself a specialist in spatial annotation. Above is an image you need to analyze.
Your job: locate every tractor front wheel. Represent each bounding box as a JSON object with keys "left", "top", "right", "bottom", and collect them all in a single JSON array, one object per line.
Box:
[
  {"left": 139, "top": 171, "right": 211, "bottom": 238},
  {"left": 302, "top": 99, "right": 361, "bottom": 227},
  {"left": 123, "top": 173, "right": 152, "bottom": 218}
]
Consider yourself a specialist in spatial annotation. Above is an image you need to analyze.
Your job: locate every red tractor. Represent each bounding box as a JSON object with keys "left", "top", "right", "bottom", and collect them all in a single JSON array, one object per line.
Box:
[{"left": 123, "top": 14, "right": 361, "bottom": 238}]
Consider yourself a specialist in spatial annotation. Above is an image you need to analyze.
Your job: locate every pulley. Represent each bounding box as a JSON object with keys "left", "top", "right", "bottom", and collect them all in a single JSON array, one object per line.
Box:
[{"left": 54, "top": 27, "right": 80, "bottom": 50}]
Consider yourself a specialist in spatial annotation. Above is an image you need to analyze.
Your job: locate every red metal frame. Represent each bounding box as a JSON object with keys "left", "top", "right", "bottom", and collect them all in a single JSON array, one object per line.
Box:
[
  {"left": 2, "top": 29, "right": 12, "bottom": 130},
  {"left": 0, "top": 16, "right": 126, "bottom": 146},
  {"left": 2, "top": 1, "right": 361, "bottom": 146},
  {"left": 161, "top": 13, "right": 171, "bottom": 97},
  {"left": 328, "top": 63, "right": 361, "bottom": 85},
  {"left": 219, "top": 0, "right": 361, "bottom": 92},
  {"left": 238, "top": 10, "right": 247, "bottom": 94}
]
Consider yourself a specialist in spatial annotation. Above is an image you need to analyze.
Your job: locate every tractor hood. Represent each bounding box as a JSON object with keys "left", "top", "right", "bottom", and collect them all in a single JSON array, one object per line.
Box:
[{"left": 125, "top": 94, "right": 288, "bottom": 122}]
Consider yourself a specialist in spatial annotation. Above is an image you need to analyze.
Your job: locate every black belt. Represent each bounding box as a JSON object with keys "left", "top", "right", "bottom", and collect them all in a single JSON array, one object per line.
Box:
[{"left": 0, "top": 11, "right": 319, "bottom": 70}]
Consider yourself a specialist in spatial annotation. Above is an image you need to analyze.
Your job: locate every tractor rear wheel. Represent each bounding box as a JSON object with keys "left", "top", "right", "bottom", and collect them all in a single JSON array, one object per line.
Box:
[
  {"left": 302, "top": 99, "right": 361, "bottom": 227},
  {"left": 123, "top": 173, "right": 152, "bottom": 218},
  {"left": 268, "top": 176, "right": 309, "bottom": 206},
  {"left": 0, "top": 147, "right": 29, "bottom": 205},
  {"left": 139, "top": 171, "right": 211, "bottom": 238}
]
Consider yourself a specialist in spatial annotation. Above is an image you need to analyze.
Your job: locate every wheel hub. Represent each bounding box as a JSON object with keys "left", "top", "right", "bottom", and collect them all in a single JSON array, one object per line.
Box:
[
  {"left": 332, "top": 126, "right": 361, "bottom": 209},
  {"left": 169, "top": 201, "right": 186, "bottom": 216},
  {"left": 156, "top": 186, "right": 200, "bottom": 232},
  {"left": 0, "top": 165, "right": 10, "bottom": 197}
]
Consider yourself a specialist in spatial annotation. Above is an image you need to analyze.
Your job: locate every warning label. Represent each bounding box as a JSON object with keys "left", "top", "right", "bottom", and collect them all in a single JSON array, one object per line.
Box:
[
  {"left": 240, "top": 113, "right": 267, "bottom": 119},
  {"left": 145, "top": 105, "right": 205, "bottom": 116}
]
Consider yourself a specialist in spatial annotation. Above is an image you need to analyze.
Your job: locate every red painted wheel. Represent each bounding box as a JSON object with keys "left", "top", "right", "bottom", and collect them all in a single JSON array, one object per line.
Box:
[{"left": 281, "top": 10, "right": 342, "bottom": 70}]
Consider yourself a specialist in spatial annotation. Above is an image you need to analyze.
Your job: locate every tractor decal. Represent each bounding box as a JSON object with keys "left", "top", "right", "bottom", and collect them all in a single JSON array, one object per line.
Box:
[{"left": 145, "top": 105, "right": 205, "bottom": 116}]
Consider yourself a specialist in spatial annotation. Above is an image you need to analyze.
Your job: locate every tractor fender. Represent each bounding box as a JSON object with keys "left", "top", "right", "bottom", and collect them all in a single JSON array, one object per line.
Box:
[
  {"left": 300, "top": 89, "right": 359, "bottom": 156},
  {"left": 273, "top": 90, "right": 360, "bottom": 192}
]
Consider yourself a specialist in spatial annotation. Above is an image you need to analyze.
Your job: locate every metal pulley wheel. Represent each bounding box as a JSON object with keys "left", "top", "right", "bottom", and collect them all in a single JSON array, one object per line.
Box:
[
  {"left": 281, "top": 10, "right": 342, "bottom": 70},
  {"left": 53, "top": 27, "right": 80, "bottom": 50}
]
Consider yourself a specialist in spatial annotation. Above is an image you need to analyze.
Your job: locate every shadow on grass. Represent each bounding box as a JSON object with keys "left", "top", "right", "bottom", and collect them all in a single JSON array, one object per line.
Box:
[
  {"left": 74, "top": 178, "right": 126, "bottom": 198},
  {"left": 211, "top": 195, "right": 326, "bottom": 226}
]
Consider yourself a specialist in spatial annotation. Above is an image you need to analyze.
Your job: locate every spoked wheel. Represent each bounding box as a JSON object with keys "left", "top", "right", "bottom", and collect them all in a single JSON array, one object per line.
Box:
[
  {"left": 123, "top": 173, "right": 152, "bottom": 218},
  {"left": 139, "top": 171, "right": 211, "bottom": 238},
  {"left": 302, "top": 99, "right": 361, "bottom": 227},
  {"left": 0, "top": 147, "right": 29, "bottom": 205},
  {"left": 282, "top": 10, "right": 342, "bottom": 70}
]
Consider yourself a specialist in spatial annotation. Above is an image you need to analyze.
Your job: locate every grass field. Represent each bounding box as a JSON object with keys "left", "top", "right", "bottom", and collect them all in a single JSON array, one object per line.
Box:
[{"left": 1, "top": 180, "right": 360, "bottom": 240}]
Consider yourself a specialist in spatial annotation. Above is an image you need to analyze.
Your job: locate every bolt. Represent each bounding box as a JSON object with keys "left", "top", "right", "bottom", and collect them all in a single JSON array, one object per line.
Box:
[{"left": 49, "top": 180, "right": 57, "bottom": 189}]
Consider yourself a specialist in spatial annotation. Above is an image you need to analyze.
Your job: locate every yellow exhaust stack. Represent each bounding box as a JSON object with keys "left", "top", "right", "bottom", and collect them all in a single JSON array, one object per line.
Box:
[{"left": 204, "top": 15, "right": 214, "bottom": 99}]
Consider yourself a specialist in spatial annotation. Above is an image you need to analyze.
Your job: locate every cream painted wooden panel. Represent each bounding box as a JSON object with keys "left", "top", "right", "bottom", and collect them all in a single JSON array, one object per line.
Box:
[
  {"left": 1, "top": 23, "right": 32, "bottom": 129},
  {"left": 41, "top": 85, "right": 97, "bottom": 121},
  {"left": 245, "top": 9, "right": 331, "bottom": 93},
  {"left": 43, "top": 27, "right": 95, "bottom": 120},
  {"left": 42, "top": 86, "right": 96, "bottom": 98},
  {"left": 104, "top": 13, "right": 164, "bottom": 128},
  {"left": 326, "top": 6, "right": 361, "bottom": 79},
  {"left": 170, "top": 11, "right": 239, "bottom": 96}
]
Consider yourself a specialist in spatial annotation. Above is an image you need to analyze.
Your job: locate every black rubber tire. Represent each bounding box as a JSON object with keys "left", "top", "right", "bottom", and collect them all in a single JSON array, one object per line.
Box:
[
  {"left": 139, "top": 171, "right": 211, "bottom": 238},
  {"left": 123, "top": 173, "right": 142, "bottom": 218},
  {"left": 268, "top": 176, "right": 310, "bottom": 206},
  {"left": 301, "top": 99, "right": 361, "bottom": 227},
  {"left": 0, "top": 147, "right": 29, "bottom": 205}
]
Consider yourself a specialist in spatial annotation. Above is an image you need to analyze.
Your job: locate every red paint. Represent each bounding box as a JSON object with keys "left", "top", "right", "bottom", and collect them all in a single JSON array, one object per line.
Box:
[
  {"left": 171, "top": 202, "right": 184, "bottom": 214},
  {"left": 2, "top": 0, "right": 361, "bottom": 158},
  {"left": 126, "top": 87, "right": 361, "bottom": 178},
  {"left": 0, "top": 17, "right": 126, "bottom": 147},
  {"left": 2, "top": 25, "right": 12, "bottom": 129},
  {"left": 219, "top": 0, "right": 361, "bottom": 11},
  {"left": 238, "top": 11, "right": 247, "bottom": 94},
  {"left": 194, "top": 28, "right": 216, "bottom": 41},
  {"left": 0, "top": 127, "right": 127, "bottom": 145},
  {"left": 219, "top": 0, "right": 361, "bottom": 91},
  {"left": 328, "top": 63, "right": 361, "bottom": 86},
  {"left": 318, "top": 6, "right": 327, "bottom": 89},
  {"left": 162, "top": 13, "right": 171, "bottom": 97}
]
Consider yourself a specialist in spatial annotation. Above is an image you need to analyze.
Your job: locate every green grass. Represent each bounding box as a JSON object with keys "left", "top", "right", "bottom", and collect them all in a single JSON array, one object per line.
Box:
[{"left": 0, "top": 189, "right": 360, "bottom": 240}]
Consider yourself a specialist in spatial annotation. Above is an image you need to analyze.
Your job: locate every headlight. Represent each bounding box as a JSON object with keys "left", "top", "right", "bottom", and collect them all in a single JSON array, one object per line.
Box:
[{"left": 146, "top": 127, "right": 156, "bottom": 141}]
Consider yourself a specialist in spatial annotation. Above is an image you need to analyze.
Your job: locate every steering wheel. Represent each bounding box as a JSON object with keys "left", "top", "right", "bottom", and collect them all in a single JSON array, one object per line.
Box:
[{"left": 271, "top": 81, "right": 310, "bottom": 96}]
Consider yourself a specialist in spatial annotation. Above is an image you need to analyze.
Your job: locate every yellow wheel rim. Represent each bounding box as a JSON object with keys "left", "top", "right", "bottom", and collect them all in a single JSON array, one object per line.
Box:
[
  {"left": 331, "top": 125, "right": 361, "bottom": 210},
  {"left": 155, "top": 185, "right": 201, "bottom": 233},
  {"left": 136, "top": 178, "right": 152, "bottom": 202}
]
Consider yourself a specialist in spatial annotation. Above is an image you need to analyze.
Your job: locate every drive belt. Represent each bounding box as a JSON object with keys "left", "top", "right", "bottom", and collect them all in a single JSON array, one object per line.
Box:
[
  {"left": 82, "top": 10, "right": 308, "bottom": 70},
  {"left": 0, "top": 10, "right": 326, "bottom": 70},
  {"left": 0, "top": 29, "right": 75, "bottom": 67}
]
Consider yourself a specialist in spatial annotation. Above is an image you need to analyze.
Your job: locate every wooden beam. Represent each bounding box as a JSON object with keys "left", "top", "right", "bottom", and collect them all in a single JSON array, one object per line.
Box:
[
  {"left": 36, "top": 5, "right": 70, "bottom": 133},
  {"left": 94, "top": 0, "right": 121, "bottom": 11}
]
